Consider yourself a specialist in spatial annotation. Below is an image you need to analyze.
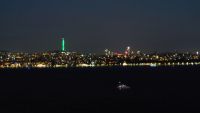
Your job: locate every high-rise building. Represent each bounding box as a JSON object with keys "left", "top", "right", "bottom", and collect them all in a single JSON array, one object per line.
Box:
[
  {"left": 61, "top": 38, "right": 65, "bottom": 51},
  {"left": 125, "top": 46, "right": 131, "bottom": 55}
]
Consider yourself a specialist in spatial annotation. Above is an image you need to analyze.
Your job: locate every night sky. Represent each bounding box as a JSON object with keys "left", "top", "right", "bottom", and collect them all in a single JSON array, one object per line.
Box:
[{"left": 0, "top": 0, "right": 200, "bottom": 53}]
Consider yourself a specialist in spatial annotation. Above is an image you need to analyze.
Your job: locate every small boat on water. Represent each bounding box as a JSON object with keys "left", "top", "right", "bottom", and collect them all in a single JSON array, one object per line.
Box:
[{"left": 117, "top": 82, "right": 131, "bottom": 90}]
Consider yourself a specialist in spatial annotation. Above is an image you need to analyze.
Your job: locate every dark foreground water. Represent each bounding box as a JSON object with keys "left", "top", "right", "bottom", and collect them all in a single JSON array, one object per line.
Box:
[{"left": 0, "top": 66, "right": 200, "bottom": 113}]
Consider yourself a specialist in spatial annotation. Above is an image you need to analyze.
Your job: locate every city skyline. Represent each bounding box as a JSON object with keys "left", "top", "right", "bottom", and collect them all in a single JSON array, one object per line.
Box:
[
  {"left": 0, "top": 37, "right": 200, "bottom": 54},
  {"left": 0, "top": 0, "right": 200, "bottom": 53}
]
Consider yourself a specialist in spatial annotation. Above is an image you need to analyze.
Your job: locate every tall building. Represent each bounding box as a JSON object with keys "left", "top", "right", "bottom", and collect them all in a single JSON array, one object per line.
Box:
[
  {"left": 61, "top": 38, "right": 65, "bottom": 51},
  {"left": 125, "top": 46, "right": 131, "bottom": 55}
]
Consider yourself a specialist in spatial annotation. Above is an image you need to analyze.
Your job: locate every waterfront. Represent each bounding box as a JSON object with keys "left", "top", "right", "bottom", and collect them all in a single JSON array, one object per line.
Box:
[
  {"left": 1, "top": 50, "right": 200, "bottom": 68},
  {"left": 0, "top": 66, "right": 200, "bottom": 113}
]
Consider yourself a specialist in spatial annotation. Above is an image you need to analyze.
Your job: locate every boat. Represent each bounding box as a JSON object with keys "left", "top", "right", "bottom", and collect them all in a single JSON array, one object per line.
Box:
[{"left": 117, "top": 82, "right": 131, "bottom": 90}]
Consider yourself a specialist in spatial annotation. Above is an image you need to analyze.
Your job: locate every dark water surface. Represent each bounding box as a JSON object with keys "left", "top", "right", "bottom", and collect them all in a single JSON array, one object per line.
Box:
[{"left": 0, "top": 66, "right": 200, "bottom": 113}]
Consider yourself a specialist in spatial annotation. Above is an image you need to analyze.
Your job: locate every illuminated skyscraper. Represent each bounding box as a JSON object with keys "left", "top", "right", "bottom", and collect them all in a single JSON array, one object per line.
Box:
[
  {"left": 125, "top": 46, "right": 131, "bottom": 55},
  {"left": 61, "top": 38, "right": 65, "bottom": 51}
]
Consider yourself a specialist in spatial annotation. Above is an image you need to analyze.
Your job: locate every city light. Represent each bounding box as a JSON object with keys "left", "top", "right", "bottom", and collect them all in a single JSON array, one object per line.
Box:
[{"left": 0, "top": 43, "right": 200, "bottom": 68}]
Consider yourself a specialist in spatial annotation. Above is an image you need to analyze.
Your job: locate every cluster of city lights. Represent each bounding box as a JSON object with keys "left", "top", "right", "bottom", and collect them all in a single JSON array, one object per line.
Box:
[
  {"left": 1, "top": 38, "right": 200, "bottom": 68},
  {"left": 0, "top": 47, "right": 200, "bottom": 68}
]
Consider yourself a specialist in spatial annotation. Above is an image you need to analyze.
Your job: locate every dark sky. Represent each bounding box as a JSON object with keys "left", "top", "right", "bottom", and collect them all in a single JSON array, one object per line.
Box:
[{"left": 0, "top": 0, "right": 200, "bottom": 53}]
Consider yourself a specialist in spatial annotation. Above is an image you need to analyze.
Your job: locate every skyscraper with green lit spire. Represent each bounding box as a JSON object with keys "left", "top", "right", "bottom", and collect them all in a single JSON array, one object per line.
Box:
[{"left": 61, "top": 38, "right": 65, "bottom": 51}]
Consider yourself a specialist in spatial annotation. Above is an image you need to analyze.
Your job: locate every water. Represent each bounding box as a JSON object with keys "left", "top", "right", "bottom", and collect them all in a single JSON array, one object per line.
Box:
[{"left": 0, "top": 66, "right": 200, "bottom": 113}]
